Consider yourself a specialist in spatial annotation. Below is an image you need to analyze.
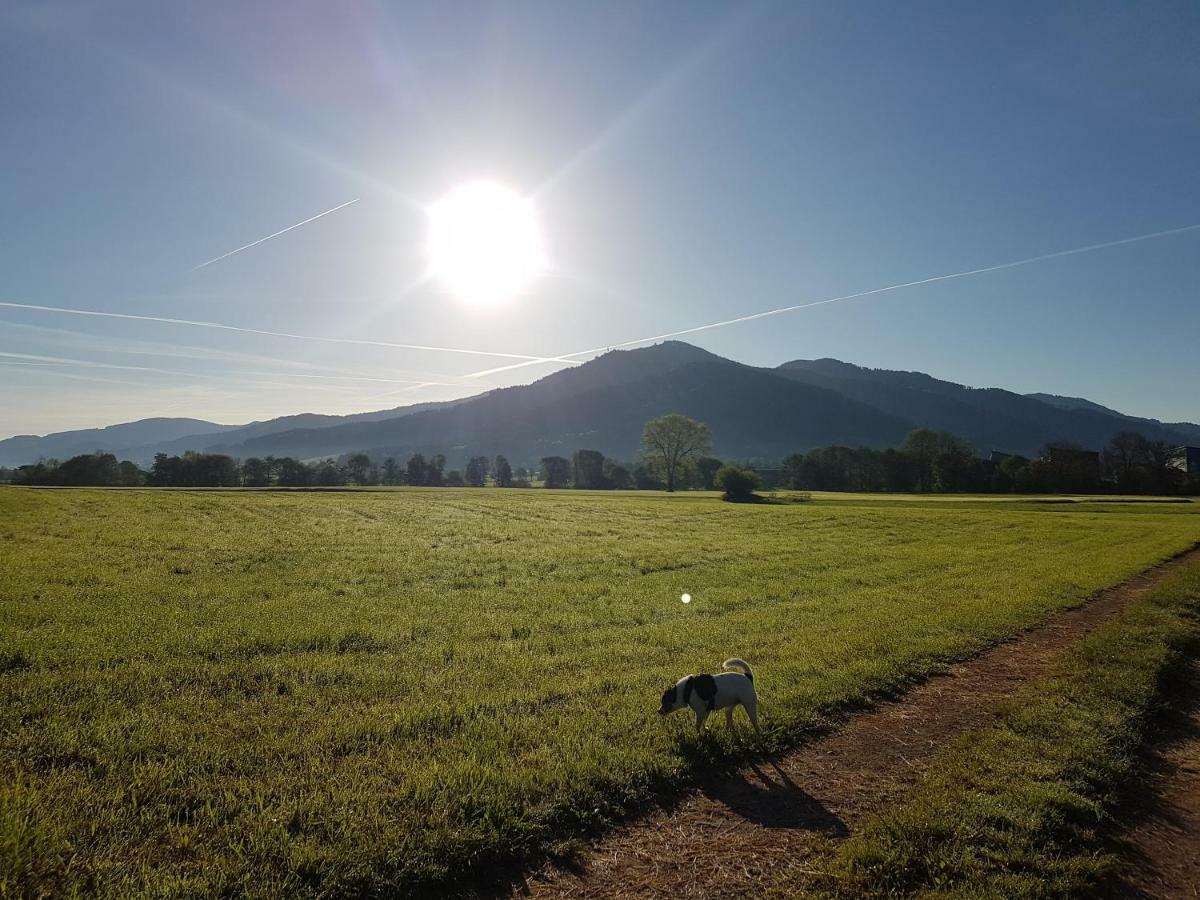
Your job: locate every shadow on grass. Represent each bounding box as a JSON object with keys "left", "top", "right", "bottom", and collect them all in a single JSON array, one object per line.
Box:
[
  {"left": 722, "top": 493, "right": 812, "bottom": 505},
  {"left": 1103, "top": 653, "right": 1200, "bottom": 899}
]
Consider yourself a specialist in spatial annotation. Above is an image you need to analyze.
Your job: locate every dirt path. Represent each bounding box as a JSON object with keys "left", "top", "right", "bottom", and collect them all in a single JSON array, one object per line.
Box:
[
  {"left": 508, "top": 546, "right": 1200, "bottom": 900},
  {"left": 1112, "top": 658, "right": 1200, "bottom": 899}
]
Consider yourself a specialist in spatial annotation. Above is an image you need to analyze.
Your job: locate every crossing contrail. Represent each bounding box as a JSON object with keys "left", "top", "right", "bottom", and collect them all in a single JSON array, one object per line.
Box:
[
  {"left": 189, "top": 198, "right": 361, "bottom": 271},
  {"left": 0, "top": 350, "right": 459, "bottom": 389},
  {"left": 0, "top": 300, "right": 581, "bottom": 366},
  {"left": 461, "top": 221, "right": 1200, "bottom": 380}
]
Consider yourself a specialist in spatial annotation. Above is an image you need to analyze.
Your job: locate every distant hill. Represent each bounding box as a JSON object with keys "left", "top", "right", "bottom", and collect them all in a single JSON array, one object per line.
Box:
[
  {"left": 123, "top": 399, "right": 470, "bottom": 463},
  {"left": 1025, "top": 392, "right": 1200, "bottom": 445},
  {"left": 1025, "top": 392, "right": 1125, "bottom": 417},
  {"left": 3, "top": 343, "right": 1195, "bottom": 467},
  {"left": 775, "top": 358, "right": 1197, "bottom": 457},
  {"left": 0, "top": 418, "right": 233, "bottom": 467},
  {"left": 0, "top": 400, "right": 468, "bottom": 467}
]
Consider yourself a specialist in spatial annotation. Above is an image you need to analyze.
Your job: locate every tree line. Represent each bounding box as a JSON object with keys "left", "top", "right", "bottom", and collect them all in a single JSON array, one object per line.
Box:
[
  {"left": 780, "top": 428, "right": 1198, "bottom": 495},
  {"left": 2, "top": 420, "right": 1195, "bottom": 495}
]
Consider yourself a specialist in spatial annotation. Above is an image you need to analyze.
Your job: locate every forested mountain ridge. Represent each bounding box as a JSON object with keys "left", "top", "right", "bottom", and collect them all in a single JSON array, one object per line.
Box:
[{"left": 3, "top": 342, "right": 1195, "bottom": 467}]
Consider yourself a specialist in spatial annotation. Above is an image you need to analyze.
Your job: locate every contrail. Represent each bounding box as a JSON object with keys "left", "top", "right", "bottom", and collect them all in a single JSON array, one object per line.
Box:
[
  {"left": 190, "top": 198, "right": 361, "bottom": 271},
  {"left": 462, "top": 221, "right": 1200, "bottom": 380},
  {"left": 0, "top": 316, "right": 467, "bottom": 383},
  {"left": 0, "top": 350, "right": 459, "bottom": 389},
  {"left": 0, "top": 300, "right": 581, "bottom": 366}
]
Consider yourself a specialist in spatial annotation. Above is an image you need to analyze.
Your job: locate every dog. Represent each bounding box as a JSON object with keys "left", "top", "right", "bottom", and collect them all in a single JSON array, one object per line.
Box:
[{"left": 658, "top": 658, "right": 760, "bottom": 735}]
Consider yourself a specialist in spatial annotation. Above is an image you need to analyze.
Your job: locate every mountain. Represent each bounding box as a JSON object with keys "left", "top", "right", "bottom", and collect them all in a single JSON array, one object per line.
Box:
[
  {"left": 214, "top": 342, "right": 914, "bottom": 464},
  {"left": 3, "top": 343, "right": 1196, "bottom": 468},
  {"left": 0, "top": 418, "right": 233, "bottom": 467},
  {"left": 0, "top": 400, "right": 469, "bottom": 467},
  {"left": 776, "top": 359, "right": 1196, "bottom": 456}
]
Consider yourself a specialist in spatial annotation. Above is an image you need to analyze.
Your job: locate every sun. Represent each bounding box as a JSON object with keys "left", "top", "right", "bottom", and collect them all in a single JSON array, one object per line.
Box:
[{"left": 426, "top": 181, "right": 548, "bottom": 306}]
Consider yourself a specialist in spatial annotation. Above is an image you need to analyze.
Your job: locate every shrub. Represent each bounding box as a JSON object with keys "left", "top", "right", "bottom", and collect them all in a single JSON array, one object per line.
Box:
[{"left": 715, "top": 465, "right": 761, "bottom": 502}]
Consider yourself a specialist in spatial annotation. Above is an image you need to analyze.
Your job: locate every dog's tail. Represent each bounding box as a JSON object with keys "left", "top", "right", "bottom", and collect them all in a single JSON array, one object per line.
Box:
[{"left": 723, "top": 658, "right": 753, "bottom": 681}]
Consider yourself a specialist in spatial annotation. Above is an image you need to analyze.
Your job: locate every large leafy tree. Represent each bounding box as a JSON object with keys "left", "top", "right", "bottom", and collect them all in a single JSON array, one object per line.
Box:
[
  {"left": 493, "top": 455, "right": 513, "bottom": 487},
  {"left": 572, "top": 449, "right": 608, "bottom": 489},
  {"left": 464, "top": 456, "right": 489, "bottom": 487},
  {"left": 345, "top": 453, "right": 372, "bottom": 485},
  {"left": 639, "top": 414, "right": 711, "bottom": 492},
  {"left": 381, "top": 457, "right": 400, "bottom": 485},
  {"left": 241, "top": 457, "right": 270, "bottom": 487},
  {"left": 540, "top": 456, "right": 571, "bottom": 489},
  {"left": 695, "top": 456, "right": 724, "bottom": 491}
]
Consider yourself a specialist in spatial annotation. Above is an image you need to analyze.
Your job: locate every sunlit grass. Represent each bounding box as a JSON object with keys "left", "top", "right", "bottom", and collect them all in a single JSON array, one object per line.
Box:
[
  {"left": 1, "top": 487, "right": 1197, "bottom": 896},
  {"left": 778, "top": 548, "right": 1200, "bottom": 899}
]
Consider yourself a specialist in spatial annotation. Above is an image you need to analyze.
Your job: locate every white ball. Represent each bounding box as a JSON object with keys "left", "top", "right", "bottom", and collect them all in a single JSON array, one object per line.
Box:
[{"left": 681, "top": 593, "right": 692, "bottom": 604}]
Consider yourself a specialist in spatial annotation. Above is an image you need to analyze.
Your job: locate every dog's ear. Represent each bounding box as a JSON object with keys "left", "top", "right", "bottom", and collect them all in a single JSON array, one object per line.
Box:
[{"left": 660, "top": 686, "right": 676, "bottom": 709}]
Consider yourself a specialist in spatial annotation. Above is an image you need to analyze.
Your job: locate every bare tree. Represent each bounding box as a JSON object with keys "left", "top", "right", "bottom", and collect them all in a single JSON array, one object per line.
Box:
[
  {"left": 1102, "top": 431, "right": 1150, "bottom": 490},
  {"left": 639, "top": 414, "right": 712, "bottom": 492}
]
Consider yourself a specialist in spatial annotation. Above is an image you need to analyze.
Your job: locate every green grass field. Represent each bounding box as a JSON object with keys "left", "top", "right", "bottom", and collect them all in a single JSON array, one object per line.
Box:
[
  {"left": 1, "top": 487, "right": 1198, "bottom": 897},
  {"left": 776, "top": 543, "right": 1200, "bottom": 899}
]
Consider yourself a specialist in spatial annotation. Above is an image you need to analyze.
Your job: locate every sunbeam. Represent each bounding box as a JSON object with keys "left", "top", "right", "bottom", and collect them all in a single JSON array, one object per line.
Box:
[{"left": 532, "top": 7, "right": 759, "bottom": 201}]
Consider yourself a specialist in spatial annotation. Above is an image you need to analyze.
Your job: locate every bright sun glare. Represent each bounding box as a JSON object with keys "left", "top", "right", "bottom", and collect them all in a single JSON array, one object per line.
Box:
[{"left": 427, "top": 181, "right": 548, "bottom": 306}]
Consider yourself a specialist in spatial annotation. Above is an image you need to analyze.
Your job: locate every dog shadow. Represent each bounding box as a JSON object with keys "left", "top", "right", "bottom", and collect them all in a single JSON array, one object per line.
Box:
[{"left": 699, "top": 757, "right": 848, "bottom": 835}]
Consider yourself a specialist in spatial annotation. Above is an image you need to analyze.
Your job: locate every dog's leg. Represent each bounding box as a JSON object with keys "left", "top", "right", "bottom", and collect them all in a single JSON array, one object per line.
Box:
[
  {"left": 745, "top": 698, "right": 761, "bottom": 734},
  {"left": 695, "top": 708, "right": 710, "bottom": 735},
  {"left": 725, "top": 707, "right": 735, "bottom": 730}
]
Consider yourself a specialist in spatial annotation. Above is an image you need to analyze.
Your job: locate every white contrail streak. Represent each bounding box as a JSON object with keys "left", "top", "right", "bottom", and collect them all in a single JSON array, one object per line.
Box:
[
  {"left": 0, "top": 316, "right": 469, "bottom": 383},
  {"left": 0, "top": 300, "right": 582, "bottom": 366},
  {"left": 190, "top": 198, "right": 361, "bottom": 271},
  {"left": 462, "top": 221, "right": 1200, "bottom": 380},
  {"left": 0, "top": 351, "right": 458, "bottom": 389}
]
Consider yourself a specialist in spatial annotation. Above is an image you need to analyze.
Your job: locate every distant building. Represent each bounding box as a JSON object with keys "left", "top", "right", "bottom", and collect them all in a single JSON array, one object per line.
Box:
[
  {"left": 1169, "top": 446, "right": 1200, "bottom": 476},
  {"left": 990, "top": 450, "right": 1017, "bottom": 464}
]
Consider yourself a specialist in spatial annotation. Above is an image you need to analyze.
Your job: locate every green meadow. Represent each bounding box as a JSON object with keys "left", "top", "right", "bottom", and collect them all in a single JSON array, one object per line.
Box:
[{"left": 1, "top": 487, "right": 1197, "bottom": 897}]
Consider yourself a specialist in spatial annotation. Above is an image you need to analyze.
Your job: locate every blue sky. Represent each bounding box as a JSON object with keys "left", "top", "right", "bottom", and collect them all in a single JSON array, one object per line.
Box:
[{"left": 2, "top": 0, "right": 1198, "bottom": 438}]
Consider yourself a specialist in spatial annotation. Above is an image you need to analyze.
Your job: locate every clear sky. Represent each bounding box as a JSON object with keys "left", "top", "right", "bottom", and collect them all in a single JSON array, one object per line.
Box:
[{"left": 2, "top": 0, "right": 1198, "bottom": 439}]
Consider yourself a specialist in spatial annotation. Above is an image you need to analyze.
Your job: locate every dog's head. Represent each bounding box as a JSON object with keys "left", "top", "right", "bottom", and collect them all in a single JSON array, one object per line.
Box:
[{"left": 659, "top": 683, "right": 682, "bottom": 716}]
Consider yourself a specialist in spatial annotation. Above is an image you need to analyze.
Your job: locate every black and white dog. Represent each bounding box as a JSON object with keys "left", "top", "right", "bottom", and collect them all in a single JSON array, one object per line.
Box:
[{"left": 658, "top": 658, "right": 760, "bottom": 735}]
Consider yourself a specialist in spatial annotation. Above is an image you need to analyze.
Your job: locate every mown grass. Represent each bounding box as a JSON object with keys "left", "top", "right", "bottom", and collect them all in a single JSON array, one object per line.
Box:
[
  {"left": 774, "top": 549, "right": 1200, "bottom": 899},
  {"left": 0, "top": 487, "right": 1197, "bottom": 897}
]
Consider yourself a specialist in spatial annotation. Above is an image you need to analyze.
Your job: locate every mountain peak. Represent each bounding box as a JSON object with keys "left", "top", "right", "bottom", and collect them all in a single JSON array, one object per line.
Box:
[{"left": 591, "top": 340, "right": 726, "bottom": 365}]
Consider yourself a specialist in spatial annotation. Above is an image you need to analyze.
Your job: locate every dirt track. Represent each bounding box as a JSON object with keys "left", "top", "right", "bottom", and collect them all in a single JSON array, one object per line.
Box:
[{"left": 507, "top": 546, "right": 1200, "bottom": 900}]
